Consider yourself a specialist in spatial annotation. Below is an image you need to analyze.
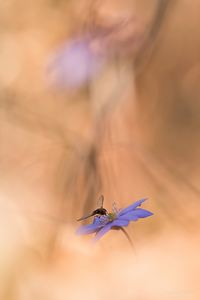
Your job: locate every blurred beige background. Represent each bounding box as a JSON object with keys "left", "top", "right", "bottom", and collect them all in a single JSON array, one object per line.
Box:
[{"left": 0, "top": 0, "right": 200, "bottom": 299}]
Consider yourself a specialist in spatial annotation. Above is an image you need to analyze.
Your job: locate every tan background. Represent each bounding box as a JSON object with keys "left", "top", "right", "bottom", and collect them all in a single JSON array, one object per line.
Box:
[{"left": 0, "top": 1, "right": 200, "bottom": 299}]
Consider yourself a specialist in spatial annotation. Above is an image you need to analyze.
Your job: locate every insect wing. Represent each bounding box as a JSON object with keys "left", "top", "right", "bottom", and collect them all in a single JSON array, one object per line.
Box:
[
  {"left": 97, "top": 195, "right": 104, "bottom": 208},
  {"left": 77, "top": 212, "right": 95, "bottom": 222},
  {"left": 77, "top": 195, "right": 105, "bottom": 221}
]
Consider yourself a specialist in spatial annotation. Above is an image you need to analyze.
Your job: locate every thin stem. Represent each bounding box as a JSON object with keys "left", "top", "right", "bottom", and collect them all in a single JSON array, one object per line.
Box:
[{"left": 119, "top": 227, "right": 136, "bottom": 254}]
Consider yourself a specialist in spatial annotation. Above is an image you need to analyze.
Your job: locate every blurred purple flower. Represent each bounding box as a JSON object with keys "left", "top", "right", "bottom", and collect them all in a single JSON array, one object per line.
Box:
[
  {"left": 76, "top": 198, "right": 153, "bottom": 242},
  {"left": 47, "top": 36, "right": 105, "bottom": 89}
]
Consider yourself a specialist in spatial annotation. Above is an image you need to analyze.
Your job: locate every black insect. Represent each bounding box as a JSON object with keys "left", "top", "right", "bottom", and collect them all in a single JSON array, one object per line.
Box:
[{"left": 77, "top": 195, "right": 108, "bottom": 221}]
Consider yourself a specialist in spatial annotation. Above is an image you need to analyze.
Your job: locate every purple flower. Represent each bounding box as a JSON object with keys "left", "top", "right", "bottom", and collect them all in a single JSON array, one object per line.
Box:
[
  {"left": 47, "top": 36, "right": 104, "bottom": 89},
  {"left": 76, "top": 198, "right": 153, "bottom": 242}
]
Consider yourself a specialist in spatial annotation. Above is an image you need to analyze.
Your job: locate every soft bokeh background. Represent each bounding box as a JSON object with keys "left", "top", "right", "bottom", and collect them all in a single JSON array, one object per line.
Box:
[{"left": 0, "top": 0, "right": 200, "bottom": 299}]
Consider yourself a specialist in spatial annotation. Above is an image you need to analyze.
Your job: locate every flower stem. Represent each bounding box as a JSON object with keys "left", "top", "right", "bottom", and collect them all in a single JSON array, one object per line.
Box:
[{"left": 119, "top": 227, "right": 136, "bottom": 253}]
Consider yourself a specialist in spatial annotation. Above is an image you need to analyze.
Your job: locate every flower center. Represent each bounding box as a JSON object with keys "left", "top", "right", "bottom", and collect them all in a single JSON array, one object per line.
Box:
[{"left": 107, "top": 212, "right": 117, "bottom": 221}]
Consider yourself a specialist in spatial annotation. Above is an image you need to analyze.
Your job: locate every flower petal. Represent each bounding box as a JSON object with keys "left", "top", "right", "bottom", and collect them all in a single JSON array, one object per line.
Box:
[
  {"left": 111, "top": 219, "right": 130, "bottom": 227},
  {"left": 118, "top": 198, "right": 148, "bottom": 216},
  {"left": 120, "top": 208, "right": 153, "bottom": 220},
  {"left": 76, "top": 223, "right": 102, "bottom": 235},
  {"left": 132, "top": 208, "right": 153, "bottom": 218},
  {"left": 119, "top": 213, "right": 139, "bottom": 221},
  {"left": 76, "top": 215, "right": 110, "bottom": 235},
  {"left": 92, "top": 223, "right": 113, "bottom": 242},
  {"left": 48, "top": 37, "right": 104, "bottom": 89}
]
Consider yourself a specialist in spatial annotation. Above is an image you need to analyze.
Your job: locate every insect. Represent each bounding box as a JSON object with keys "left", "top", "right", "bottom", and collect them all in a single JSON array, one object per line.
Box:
[
  {"left": 76, "top": 197, "right": 153, "bottom": 251},
  {"left": 77, "top": 195, "right": 108, "bottom": 221}
]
